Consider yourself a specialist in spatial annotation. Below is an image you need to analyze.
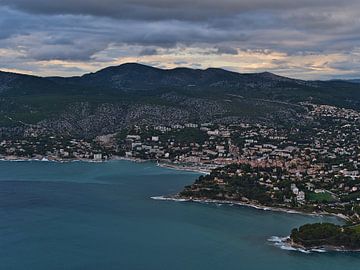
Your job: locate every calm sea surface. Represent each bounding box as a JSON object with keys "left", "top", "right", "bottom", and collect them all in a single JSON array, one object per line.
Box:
[{"left": 0, "top": 160, "right": 358, "bottom": 270}]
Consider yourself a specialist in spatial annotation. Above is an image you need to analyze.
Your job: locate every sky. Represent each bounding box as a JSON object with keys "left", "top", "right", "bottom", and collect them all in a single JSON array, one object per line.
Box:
[{"left": 0, "top": 0, "right": 359, "bottom": 80}]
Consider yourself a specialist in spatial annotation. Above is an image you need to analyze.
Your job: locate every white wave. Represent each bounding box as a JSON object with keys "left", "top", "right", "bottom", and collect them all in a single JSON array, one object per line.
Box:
[
  {"left": 268, "top": 236, "right": 288, "bottom": 243},
  {"left": 268, "top": 236, "right": 313, "bottom": 254},
  {"left": 310, "top": 248, "right": 327, "bottom": 253},
  {"left": 150, "top": 196, "right": 189, "bottom": 202},
  {"left": 0, "top": 158, "right": 27, "bottom": 162}
]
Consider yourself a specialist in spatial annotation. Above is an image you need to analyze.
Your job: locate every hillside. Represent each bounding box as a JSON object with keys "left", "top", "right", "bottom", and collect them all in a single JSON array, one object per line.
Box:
[{"left": 0, "top": 63, "right": 359, "bottom": 137}]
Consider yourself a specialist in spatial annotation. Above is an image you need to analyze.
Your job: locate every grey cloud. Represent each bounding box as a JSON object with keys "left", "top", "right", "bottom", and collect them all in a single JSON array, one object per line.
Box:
[
  {"left": 215, "top": 46, "right": 238, "bottom": 55},
  {"left": 190, "top": 63, "right": 202, "bottom": 68},
  {"left": 139, "top": 48, "right": 158, "bottom": 56},
  {"left": 43, "top": 37, "right": 75, "bottom": 46},
  {"left": 0, "top": 1, "right": 359, "bottom": 79},
  {"left": 0, "top": 7, "right": 252, "bottom": 61},
  {"left": 328, "top": 60, "right": 360, "bottom": 72},
  {"left": 29, "top": 43, "right": 108, "bottom": 61},
  {"left": 1, "top": 0, "right": 356, "bottom": 22},
  {"left": 174, "top": 61, "right": 188, "bottom": 66}
]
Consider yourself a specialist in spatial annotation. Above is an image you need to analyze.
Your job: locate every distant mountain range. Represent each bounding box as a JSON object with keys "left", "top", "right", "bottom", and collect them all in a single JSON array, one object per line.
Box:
[{"left": 0, "top": 63, "right": 359, "bottom": 137}]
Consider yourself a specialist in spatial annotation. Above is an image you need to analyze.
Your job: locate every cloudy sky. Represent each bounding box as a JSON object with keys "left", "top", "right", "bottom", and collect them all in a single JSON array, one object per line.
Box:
[{"left": 0, "top": 0, "right": 359, "bottom": 79}]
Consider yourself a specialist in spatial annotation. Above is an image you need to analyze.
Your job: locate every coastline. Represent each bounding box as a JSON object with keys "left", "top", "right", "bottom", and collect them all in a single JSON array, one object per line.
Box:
[
  {"left": 156, "top": 162, "right": 212, "bottom": 174},
  {"left": 152, "top": 195, "right": 360, "bottom": 253},
  {"left": 0, "top": 155, "right": 150, "bottom": 164},
  {"left": 0, "top": 157, "right": 106, "bottom": 163},
  {"left": 0, "top": 155, "right": 107, "bottom": 163},
  {"left": 0, "top": 154, "right": 213, "bottom": 174},
  {"left": 0, "top": 154, "right": 349, "bottom": 223},
  {"left": 150, "top": 195, "right": 349, "bottom": 222},
  {"left": 269, "top": 236, "right": 360, "bottom": 253}
]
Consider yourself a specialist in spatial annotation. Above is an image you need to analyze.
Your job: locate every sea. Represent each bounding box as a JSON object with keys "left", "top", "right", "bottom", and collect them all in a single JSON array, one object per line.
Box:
[{"left": 0, "top": 160, "right": 358, "bottom": 270}]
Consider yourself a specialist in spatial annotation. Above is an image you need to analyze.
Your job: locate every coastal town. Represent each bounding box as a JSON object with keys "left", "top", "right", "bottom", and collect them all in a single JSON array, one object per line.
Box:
[
  {"left": 1, "top": 103, "right": 360, "bottom": 222},
  {"left": 2, "top": 0, "right": 360, "bottom": 264}
]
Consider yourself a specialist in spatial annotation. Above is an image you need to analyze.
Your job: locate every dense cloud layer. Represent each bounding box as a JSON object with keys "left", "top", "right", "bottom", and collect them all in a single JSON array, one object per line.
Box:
[
  {"left": 0, "top": 0, "right": 355, "bottom": 21},
  {"left": 0, "top": 0, "right": 359, "bottom": 79}
]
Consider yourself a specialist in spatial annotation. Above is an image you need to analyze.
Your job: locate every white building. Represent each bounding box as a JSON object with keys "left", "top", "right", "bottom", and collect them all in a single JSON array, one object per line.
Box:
[
  {"left": 152, "top": 136, "right": 159, "bottom": 142},
  {"left": 94, "top": 153, "right": 102, "bottom": 161},
  {"left": 297, "top": 191, "right": 306, "bottom": 202}
]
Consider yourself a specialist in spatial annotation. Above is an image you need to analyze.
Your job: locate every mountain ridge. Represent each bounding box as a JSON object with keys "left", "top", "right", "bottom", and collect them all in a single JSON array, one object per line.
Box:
[
  {"left": 1, "top": 63, "right": 358, "bottom": 85},
  {"left": 0, "top": 63, "right": 359, "bottom": 137},
  {"left": 1, "top": 63, "right": 281, "bottom": 79},
  {"left": 0, "top": 62, "right": 318, "bottom": 98},
  {"left": 1, "top": 63, "right": 306, "bottom": 90}
]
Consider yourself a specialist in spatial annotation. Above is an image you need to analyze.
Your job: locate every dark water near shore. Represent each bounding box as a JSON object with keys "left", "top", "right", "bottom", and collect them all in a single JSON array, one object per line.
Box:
[{"left": 0, "top": 160, "right": 358, "bottom": 270}]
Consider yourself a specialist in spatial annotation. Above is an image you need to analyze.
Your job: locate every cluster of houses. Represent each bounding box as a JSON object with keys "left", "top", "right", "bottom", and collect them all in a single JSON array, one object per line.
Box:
[
  {"left": 0, "top": 103, "right": 359, "bottom": 208},
  {"left": 120, "top": 103, "right": 360, "bottom": 205},
  {"left": 0, "top": 136, "right": 107, "bottom": 161},
  {"left": 122, "top": 123, "right": 235, "bottom": 165}
]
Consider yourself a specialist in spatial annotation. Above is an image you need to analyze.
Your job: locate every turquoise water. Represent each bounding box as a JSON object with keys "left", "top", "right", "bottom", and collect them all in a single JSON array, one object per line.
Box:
[{"left": 0, "top": 160, "right": 358, "bottom": 270}]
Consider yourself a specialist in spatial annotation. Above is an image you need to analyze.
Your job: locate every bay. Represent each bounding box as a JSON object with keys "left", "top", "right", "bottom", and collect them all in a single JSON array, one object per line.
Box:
[{"left": 0, "top": 160, "right": 358, "bottom": 270}]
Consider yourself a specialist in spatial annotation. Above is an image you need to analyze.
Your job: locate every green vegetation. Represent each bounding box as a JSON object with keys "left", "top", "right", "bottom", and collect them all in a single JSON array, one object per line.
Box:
[
  {"left": 351, "top": 224, "right": 360, "bottom": 233},
  {"left": 291, "top": 223, "right": 360, "bottom": 250},
  {"left": 307, "top": 191, "right": 336, "bottom": 203},
  {"left": 162, "top": 128, "right": 208, "bottom": 144},
  {"left": 180, "top": 164, "right": 274, "bottom": 205},
  {"left": 341, "top": 192, "right": 360, "bottom": 202}
]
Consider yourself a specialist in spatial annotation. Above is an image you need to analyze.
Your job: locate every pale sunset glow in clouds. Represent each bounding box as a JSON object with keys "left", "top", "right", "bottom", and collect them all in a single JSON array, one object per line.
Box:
[{"left": 0, "top": 0, "right": 359, "bottom": 79}]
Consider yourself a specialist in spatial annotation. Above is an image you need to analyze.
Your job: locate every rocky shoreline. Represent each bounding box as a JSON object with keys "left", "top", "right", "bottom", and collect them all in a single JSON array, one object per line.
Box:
[
  {"left": 151, "top": 195, "right": 360, "bottom": 253},
  {"left": 288, "top": 237, "right": 360, "bottom": 252},
  {"left": 151, "top": 195, "right": 349, "bottom": 221},
  {"left": 269, "top": 236, "right": 360, "bottom": 253}
]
